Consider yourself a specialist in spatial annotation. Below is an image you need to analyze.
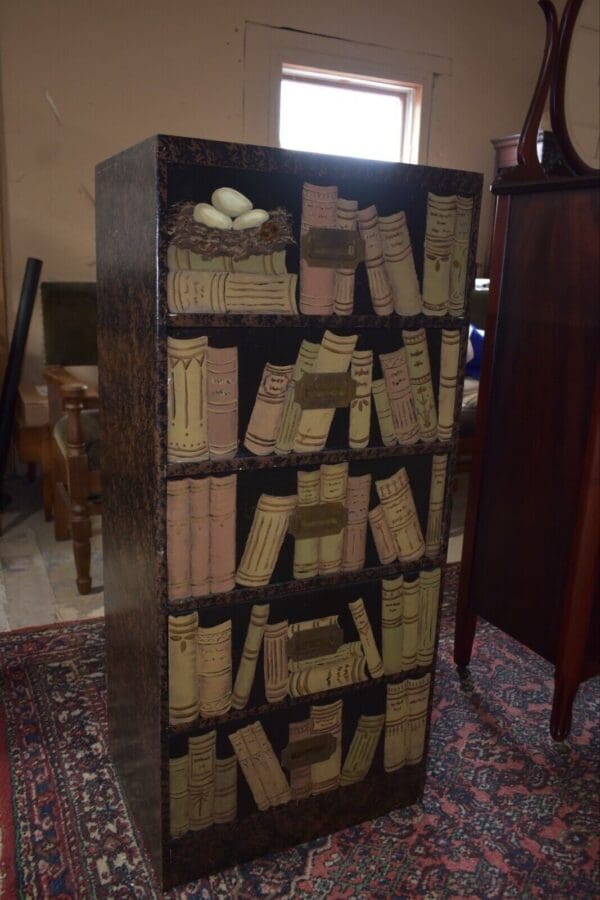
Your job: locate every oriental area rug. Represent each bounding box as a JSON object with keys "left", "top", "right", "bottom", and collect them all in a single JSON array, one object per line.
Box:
[{"left": 0, "top": 567, "right": 598, "bottom": 899}]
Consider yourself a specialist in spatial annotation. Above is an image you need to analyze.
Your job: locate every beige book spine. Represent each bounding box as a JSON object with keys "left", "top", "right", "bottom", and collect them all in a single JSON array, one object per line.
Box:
[
  {"left": 189, "top": 251, "right": 232, "bottom": 272},
  {"left": 417, "top": 569, "right": 441, "bottom": 668},
  {"left": 378, "top": 211, "right": 422, "bottom": 316},
  {"left": 188, "top": 731, "right": 216, "bottom": 830},
  {"left": 384, "top": 682, "right": 408, "bottom": 772},
  {"left": 207, "top": 346, "right": 238, "bottom": 460},
  {"left": 401, "top": 577, "right": 420, "bottom": 670},
  {"left": 167, "top": 244, "right": 184, "bottom": 271},
  {"left": 244, "top": 363, "right": 294, "bottom": 456},
  {"left": 249, "top": 722, "right": 291, "bottom": 806},
  {"left": 448, "top": 195, "right": 474, "bottom": 315},
  {"left": 229, "top": 727, "right": 270, "bottom": 812},
  {"left": 422, "top": 193, "right": 457, "bottom": 316},
  {"left": 288, "top": 614, "right": 339, "bottom": 637},
  {"left": 236, "top": 493, "right": 297, "bottom": 587},
  {"left": 231, "top": 603, "right": 270, "bottom": 710},
  {"left": 368, "top": 504, "right": 398, "bottom": 564},
  {"left": 379, "top": 348, "right": 419, "bottom": 445},
  {"left": 214, "top": 755, "right": 237, "bottom": 824},
  {"left": 167, "top": 479, "right": 191, "bottom": 601},
  {"left": 402, "top": 329, "right": 438, "bottom": 442},
  {"left": 196, "top": 620, "right": 232, "bottom": 718},
  {"left": 169, "top": 754, "right": 189, "bottom": 837},
  {"left": 425, "top": 455, "right": 448, "bottom": 557},
  {"left": 437, "top": 330, "right": 461, "bottom": 441},
  {"left": 357, "top": 205, "right": 394, "bottom": 316},
  {"left": 288, "top": 719, "right": 313, "bottom": 800},
  {"left": 263, "top": 620, "right": 289, "bottom": 703},
  {"left": 406, "top": 674, "right": 431, "bottom": 764},
  {"left": 310, "top": 699, "right": 343, "bottom": 794},
  {"left": 231, "top": 250, "right": 288, "bottom": 275},
  {"left": 209, "top": 474, "right": 237, "bottom": 594},
  {"left": 349, "top": 350, "right": 373, "bottom": 449},
  {"left": 348, "top": 597, "right": 384, "bottom": 678},
  {"left": 319, "top": 462, "right": 348, "bottom": 576},
  {"left": 275, "top": 340, "right": 321, "bottom": 454},
  {"left": 168, "top": 612, "right": 198, "bottom": 725},
  {"left": 341, "top": 473, "right": 372, "bottom": 572},
  {"left": 381, "top": 575, "right": 404, "bottom": 675},
  {"left": 371, "top": 379, "right": 397, "bottom": 447},
  {"left": 189, "top": 478, "right": 210, "bottom": 597},
  {"left": 293, "top": 469, "right": 321, "bottom": 580},
  {"left": 288, "top": 641, "right": 363, "bottom": 672},
  {"left": 289, "top": 655, "right": 367, "bottom": 698},
  {"left": 168, "top": 336, "right": 209, "bottom": 461},
  {"left": 333, "top": 198, "right": 359, "bottom": 315},
  {"left": 167, "top": 270, "right": 227, "bottom": 313},
  {"left": 293, "top": 331, "right": 359, "bottom": 453},
  {"left": 375, "top": 468, "right": 425, "bottom": 562},
  {"left": 300, "top": 182, "right": 338, "bottom": 315},
  {"left": 340, "top": 713, "right": 385, "bottom": 786},
  {"left": 168, "top": 269, "right": 298, "bottom": 314}
]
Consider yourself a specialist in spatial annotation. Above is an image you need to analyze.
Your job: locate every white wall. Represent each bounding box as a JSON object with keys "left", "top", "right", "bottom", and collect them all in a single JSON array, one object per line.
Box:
[{"left": 0, "top": 0, "right": 549, "bottom": 379}]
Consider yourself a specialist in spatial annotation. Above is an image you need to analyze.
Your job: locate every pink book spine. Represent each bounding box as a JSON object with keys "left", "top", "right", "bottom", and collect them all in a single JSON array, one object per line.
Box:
[
  {"left": 368, "top": 504, "right": 397, "bottom": 564},
  {"left": 167, "top": 479, "right": 191, "bottom": 600},
  {"left": 189, "top": 478, "right": 210, "bottom": 597},
  {"left": 288, "top": 719, "right": 313, "bottom": 800},
  {"left": 299, "top": 183, "right": 338, "bottom": 315},
  {"left": 244, "top": 363, "right": 294, "bottom": 456},
  {"left": 209, "top": 475, "right": 237, "bottom": 594},
  {"left": 207, "top": 346, "right": 238, "bottom": 460},
  {"left": 341, "top": 474, "right": 372, "bottom": 572}
]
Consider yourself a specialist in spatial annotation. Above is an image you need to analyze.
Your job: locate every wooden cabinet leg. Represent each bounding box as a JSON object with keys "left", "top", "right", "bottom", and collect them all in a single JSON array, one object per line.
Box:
[
  {"left": 454, "top": 604, "right": 477, "bottom": 669},
  {"left": 71, "top": 501, "right": 92, "bottom": 594},
  {"left": 550, "top": 678, "right": 578, "bottom": 741}
]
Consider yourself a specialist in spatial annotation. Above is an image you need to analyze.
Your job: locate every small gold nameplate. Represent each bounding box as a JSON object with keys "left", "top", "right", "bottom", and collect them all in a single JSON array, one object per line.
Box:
[
  {"left": 287, "top": 623, "right": 344, "bottom": 662},
  {"left": 288, "top": 502, "right": 347, "bottom": 539},
  {"left": 301, "top": 228, "right": 365, "bottom": 268},
  {"left": 295, "top": 372, "right": 357, "bottom": 409},
  {"left": 281, "top": 734, "right": 337, "bottom": 770}
]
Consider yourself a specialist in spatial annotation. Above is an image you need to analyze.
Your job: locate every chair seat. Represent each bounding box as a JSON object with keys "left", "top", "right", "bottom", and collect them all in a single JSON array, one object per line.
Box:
[{"left": 53, "top": 409, "right": 101, "bottom": 470}]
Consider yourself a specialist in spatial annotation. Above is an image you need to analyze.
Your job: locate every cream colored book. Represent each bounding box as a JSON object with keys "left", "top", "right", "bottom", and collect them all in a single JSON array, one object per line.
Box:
[
  {"left": 188, "top": 731, "right": 216, "bottom": 830},
  {"left": 422, "top": 193, "right": 457, "bottom": 316},
  {"left": 381, "top": 575, "right": 404, "bottom": 675},
  {"left": 340, "top": 713, "right": 385, "bottom": 786},
  {"left": 357, "top": 205, "right": 395, "bottom": 315},
  {"left": 348, "top": 597, "right": 384, "bottom": 678},
  {"left": 167, "top": 335, "right": 209, "bottom": 462},
  {"left": 264, "top": 620, "right": 289, "bottom": 703},
  {"left": 288, "top": 655, "right": 367, "bottom": 697},
  {"left": 406, "top": 674, "right": 431, "bottom": 764},
  {"left": 368, "top": 504, "right": 397, "bottom": 565},
  {"left": 379, "top": 211, "right": 422, "bottom": 316},
  {"left": 231, "top": 250, "right": 288, "bottom": 275},
  {"left": 169, "top": 754, "right": 189, "bottom": 837},
  {"left": 167, "top": 479, "right": 191, "bottom": 601},
  {"left": 300, "top": 182, "right": 338, "bottom": 315},
  {"left": 375, "top": 468, "right": 425, "bottom": 562},
  {"left": 229, "top": 727, "right": 270, "bottom": 812},
  {"left": 168, "top": 612, "right": 198, "bottom": 725},
  {"left": 168, "top": 269, "right": 298, "bottom": 315},
  {"left": 379, "top": 348, "right": 419, "bottom": 445},
  {"left": 288, "top": 614, "right": 339, "bottom": 638},
  {"left": 417, "top": 569, "right": 441, "bottom": 668},
  {"left": 236, "top": 493, "right": 297, "bottom": 587},
  {"left": 196, "top": 620, "right": 232, "bottom": 718},
  {"left": 249, "top": 722, "right": 292, "bottom": 806},
  {"left": 189, "top": 251, "right": 232, "bottom": 272},
  {"left": 402, "top": 329, "right": 438, "bottom": 442},
  {"left": 209, "top": 474, "right": 237, "bottom": 594},
  {"left": 425, "top": 455, "right": 448, "bottom": 557},
  {"left": 207, "top": 346, "right": 238, "bottom": 460},
  {"left": 448, "top": 195, "right": 474, "bottom": 316},
  {"left": 349, "top": 350, "right": 373, "bottom": 449},
  {"left": 293, "top": 331, "right": 359, "bottom": 453},
  {"left": 437, "top": 330, "right": 461, "bottom": 441},
  {"left": 401, "top": 577, "right": 420, "bottom": 670},
  {"left": 189, "top": 477, "right": 210, "bottom": 597},
  {"left": 244, "top": 363, "right": 294, "bottom": 456},
  {"left": 371, "top": 379, "right": 397, "bottom": 447},
  {"left": 274, "top": 340, "right": 320, "bottom": 454},
  {"left": 310, "top": 699, "right": 343, "bottom": 794},
  {"left": 333, "top": 198, "right": 359, "bottom": 315},
  {"left": 384, "top": 682, "right": 408, "bottom": 772},
  {"left": 319, "top": 462, "right": 348, "bottom": 576},
  {"left": 287, "top": 719, "right": 313, "bottom": 800},
  {"left": 214, "top": 755, "right": 237, "bottom": 824},
  {"left": 341, "top": 474, "right": 372, "bottom": 572},
  {"left": 288, "top": 641, "right": 363, "bottom": 672},
  {"left": 293, "top": 469, "right": 321, "bottom": 580},
  {"left": 231, "top": 603, "right": 270, "bottom": 710}
]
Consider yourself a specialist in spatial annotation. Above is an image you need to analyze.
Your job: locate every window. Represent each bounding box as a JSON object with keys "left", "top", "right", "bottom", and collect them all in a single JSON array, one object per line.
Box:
[{"left": 279, "top": 65, "right": 421, "bottom": 163}]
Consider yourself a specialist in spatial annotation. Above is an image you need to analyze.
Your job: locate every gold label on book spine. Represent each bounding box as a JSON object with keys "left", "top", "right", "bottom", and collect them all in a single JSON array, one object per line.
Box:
[
  {"left": 301, "top": 228, "right": 365, "bottom": 268},
  {"left": 288, "top": 501, "right": 347, "bottom": 538},
  {"left": 294, "top": 373, "right": 357, "bottom": 409},
  {"left": 281, "top": 734, "right": 337, "bottom": 769},
  {"left": 287, "top": 623, "right": 344, "bottom": 662}
]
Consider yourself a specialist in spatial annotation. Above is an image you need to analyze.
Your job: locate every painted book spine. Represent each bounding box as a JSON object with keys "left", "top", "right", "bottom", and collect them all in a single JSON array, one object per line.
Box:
[
  {"left": 209, "top": 474, "right": 237, "bottom": 593},
  {"left": 384, "top": 682, "right": 408, "bottom": 773},
  {"left": 244, "top": 363, "right": 294, "bottom": 456},
  {"left": 371, "top": 378, "right": 397, "bottom": 447},
  {"left": 401, "top": 577, "right": 420, "bottom": 670},
  {"left": 448, "top": 195, "right": 474, "bottom": 315},
  {"left": 333, "top": 197, "right": 359, "bottom": 315},
  {"left": 340, "top": 713, "right": 385, "bottom": 786},
  {"left": 188, "top": 731, "right": 216, "bottom": 830},
  {"left": 368, "top": 504, "right": 398, "bottom": 564},
  {"left": 379, "top": 348, "right": 419, "bottom": 445},
  {"left": 438, "top": 329, "right": 461, "bottom": 441},
  {"left": 169, "top": 754, "right": 189, "bottom": 837},
  {"left": 319, "top": 462, "right": 348, "bottom": 576},
  {"left": 357, "top": 205, "right": 395, "bottom": 315},
  {"left": 288, "top": 655, "right": 367, "bottom": 697},
  {"left": 231, "top": 603, "right": 270, "bottom": 710},
  {"left": 274, "top": 339, "right": 320, "bottom": 454},
  {"left": 214, "top": 755, "right": 237, "bottom": 824},
  {"left": 207, "top": 345, "right": 238, "bottom": 459},
  {"left": 425, "top": 454, "right": 448, "bottom": 557},
  {"left": 236, "top": 493, "right": 297, "bottom": 587},
  {"left": 417, "top": 569, "right": 441, "bottom": 668},
  {"left": 375, "top": 468, "right": 425, "bottom": 562},
  {"left": 310, "top": 699, "right": 344, "bottom": 794},
  {"left": 168, "top": 612, "right": 198, "bottom": 725},
  {"left": 406, "top": 674, "right": 431, "bottom": 764},
  {"left": 381, "top": 575, "right": 404, "bottom": 675},
  {"left": 263, "top": 620, "right": 289, "bottom": 703},
  {"left": 348, "top": 597, "right": 384, "bottom": 678},
  {"left": 422, "top": 193, "right": 457, "bottom": 316},
  {"left": 402, "top": 329, "right": 438, "bottom": 442},
  {"left": 349, "top": 349, "right": 373, "bottom": 449},
  {"left": 189, "top": 477, "right": 210, "bottom": 597},
  {"left": 167, "top": 478, "right": 191, "bottom": 600},
  {"left": 167, "top": 335, "right": 209, "bottom": 461},
  {"left": 293, "top": 469, "right": 321, "bottom": 580},
  {"left": 379, "top": 211, "right": 422, "bottom": 315},
  {"left": 299, "top": 182, "right": 338, "bottom": 315},
  {"left": 196, "top": 619, "right": 232, "bottom": 718},
  {"left": 341, "top": 473, "right": 372, "bottom": 572}
]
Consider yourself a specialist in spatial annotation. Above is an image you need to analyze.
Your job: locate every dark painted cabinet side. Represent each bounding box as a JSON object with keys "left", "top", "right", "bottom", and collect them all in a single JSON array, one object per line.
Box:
[{"left": 96, "top": 137, "right": 164, "bottom": 881}]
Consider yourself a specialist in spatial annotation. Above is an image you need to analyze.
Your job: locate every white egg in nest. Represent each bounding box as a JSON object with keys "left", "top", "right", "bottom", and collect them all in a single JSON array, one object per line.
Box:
[
  {"left": 192, "top": 203, "right": 233, "bottom": 230},
  {"left": 211, "top": 187, "right": 253, "bottom": 218},
  {"left": 232, "top": 209, "right": 270, "bottom": 230}
]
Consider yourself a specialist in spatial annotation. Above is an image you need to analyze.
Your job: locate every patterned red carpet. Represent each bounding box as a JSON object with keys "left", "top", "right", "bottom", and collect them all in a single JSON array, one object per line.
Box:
[{"left": 1, "top": 566, "right": 598, "bottom": 899}]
